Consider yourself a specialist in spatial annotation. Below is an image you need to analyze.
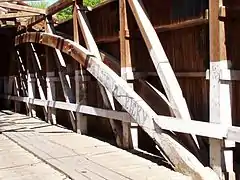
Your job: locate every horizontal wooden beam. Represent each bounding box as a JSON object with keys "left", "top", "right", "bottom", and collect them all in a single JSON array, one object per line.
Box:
[
  {"left": 220, "top": 69, "right": 240, "bottom": 81},
  {"left": 0, "top": 7, "right": 7, "bottom": 13},
  {"left": 96, "top": 18, "right": 208, "bottom": 44},
  {"left": 154, "top": 18, "right": 208, "bottom": 33},
  {"left": 205, "top": 69, "right": 240, "bottom": 81},
  {"left": 46, "top": 0, "right": 74, "bottom": 16},
  {"left": 26, "top": 14, "right": 44, "bottom": 28},
  {"left": 1, "top": 94, "right": 131, "bottom": 123},
  {"left": 0, "top": 2, "right": 45, "bottom": 14},
  {"left": 27, "top": 0, "right": 73, "bottom": 27},
  {"left": 2, "top": 94, "right": 240, "bottom": 144},
  {"left": 0, "top": 12, "right": 38, "bottom": 19},
  {"left": 0, "top": 0, "right": 40, "bottom": 1}
]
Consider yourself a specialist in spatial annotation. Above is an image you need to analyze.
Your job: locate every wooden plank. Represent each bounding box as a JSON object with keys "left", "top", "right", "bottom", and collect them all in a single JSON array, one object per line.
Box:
[
  {"left": 0, "top": 2, "right": 45, "bottom": 14},
  {"left": 155, "top": 19, "right": 208, "bottom": 33},
  {"left": 15, "top": 32, "right": 219, "bottom": 179},
  {"left": 119, "top": 0, "right": 135, "bottom": 149},
  {"left": 76, "top": 4, "right": 123, "bottom": 147},
  {"left": 3, "top": 130, "right": 189, "bottom": 180},
  {"left": 0, "top": 12, "right": 38, "bottom": 19}
]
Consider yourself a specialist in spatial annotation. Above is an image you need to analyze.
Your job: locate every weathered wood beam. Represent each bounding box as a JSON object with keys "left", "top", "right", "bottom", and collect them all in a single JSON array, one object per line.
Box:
[
  {"left": 13, "top": 76, "right": 20, "bottom": 112},
  {"left": 26, "top": 14, "right": 44, "bottom": 28},
  {"left": 26, "top": 0, "right": 73, "bottom": 28},
  {"left": 96, "top": 18, "right": 208, "bottom": 44},
  {"left": 26, "top": 46, "right": 36, "bottom": 117},
  {"left": 46, "top": 0, "right": 74, "bottom": 15},
  {"left": 3, "top": 93, "right": 240, "bottom": 145},
  {"left": 0, "top": 12, "right": 38, "bottom": 19},
  {"left": 15, "top": 32, "right": 219, "bottom": 179},
  {"left": 0, "top": 7, "right": 7, "bottom": 13},
  {"left": 76, "top": 4, "right": 124, "bottom": 147},
  {"left": 0, "top": 2, "right": 45, "bottom": 14},
  {"left": 73, "top": 2, "right": 87, "bottom": 134},
  {"left": 29, "top": 43, "right": 48, "bottom": 121},
  {"left": 15, "top": 50, "right": 28, "bottom": 97},
  {"left": 210, "top": 1, "right": 234, "bottom": 179},
  {"left": 126, "top": 0, "right": 200, "bottom": 156},
  {"left": 119, "top": 0, "right": 135, "bottom": 149}
]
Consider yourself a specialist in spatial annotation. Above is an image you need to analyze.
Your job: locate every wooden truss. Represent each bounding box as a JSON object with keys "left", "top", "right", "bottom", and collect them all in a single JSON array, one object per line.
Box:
[{"left": 3, "top": 0, "right": 240, "bottom": 179}]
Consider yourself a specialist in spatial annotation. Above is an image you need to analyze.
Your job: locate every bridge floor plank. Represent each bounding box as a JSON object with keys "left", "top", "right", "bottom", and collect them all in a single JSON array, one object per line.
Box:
[
  {"left": 0, "top": 111, "right": 191, "bottom": 180},
  {"left": 0, "top": 134, "right": 70, "bottom": 180}
]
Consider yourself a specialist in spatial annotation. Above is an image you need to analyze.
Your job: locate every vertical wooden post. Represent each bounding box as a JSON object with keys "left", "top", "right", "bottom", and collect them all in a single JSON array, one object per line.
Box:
[
  {"left": 16, "top": 50, "right": 29, "bottom": 114},
  {"left": 29, "top": 43, "right": 48, "bottom": 121},
  {"left": 73, "top": 2, "right": 87, "bottom": 134},
  {"left": 75, "top": 3, "right": 123, "bottom": 147},
  {"left": 13, "top": 76, "right": 20, "bottom": 112},
  {"left": 26, "top": 46, "right": 36, "bottom": 117},
  {"left": 46, "top": 72, "right": 56, "bottom": 124},
  {"left": 45, "top": 17, "right": 76, "bottom": 130},
  {"left": 209, "top": 1, "right": 234, "bottom": 179},
  {"left": 27, "top": 73, "right": 36, "bottom": 117},
  {"left": 220, "top": 61, "right": 235, "bottom": 180},
  {"left": 3, "top": 76, "right": 9, "bottom": 108},
  {"left": 45, "top": 45, "right": 56, "bottom": 125},
  {"left": 209, "top": 1, "right": 223, "bottom": 178},
  {"left": 119, "top": 0, "right": 135, "bottom": 149},
  {"left": 7, "top": 76, "right": 14, "bottom": 109}
]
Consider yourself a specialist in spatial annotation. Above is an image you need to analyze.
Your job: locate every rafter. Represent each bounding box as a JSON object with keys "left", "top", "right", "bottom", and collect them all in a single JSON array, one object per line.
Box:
[
  {"left": 0, "top": 12, "right": 38, "bottom": 19},
  {"left": 27, "top": 0, "right": 73, "bottom": 27},
  {"left": 0, "top": 2, "right": 45, "bottom": 14}
]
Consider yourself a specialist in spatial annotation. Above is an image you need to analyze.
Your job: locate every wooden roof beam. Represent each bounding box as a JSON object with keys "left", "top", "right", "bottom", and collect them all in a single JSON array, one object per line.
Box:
[
  {"left": 0, "top": 12, "right": 39, "bottom": 19},
  {"left": 46, "top": 0, "right": 74, "bottom": 15},
  {"left": 26, "top": 0, "right": 74, "bottom": 28},
  {"left": 0, "top": 6, "right": 7, "bottom": 13},
  {"left": 0, "top": 2, "right": 45, "bottom": 14}
]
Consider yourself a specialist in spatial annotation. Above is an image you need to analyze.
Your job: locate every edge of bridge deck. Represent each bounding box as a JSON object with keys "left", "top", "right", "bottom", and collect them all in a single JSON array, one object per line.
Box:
[{"left": 0, "top": 111, "right": 190, "bottom": 180}]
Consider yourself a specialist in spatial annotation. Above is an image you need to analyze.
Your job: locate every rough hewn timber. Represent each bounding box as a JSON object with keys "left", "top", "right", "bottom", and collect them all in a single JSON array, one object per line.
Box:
[{"left": 126, "top": 0, "right": 201, "bottom": 155}]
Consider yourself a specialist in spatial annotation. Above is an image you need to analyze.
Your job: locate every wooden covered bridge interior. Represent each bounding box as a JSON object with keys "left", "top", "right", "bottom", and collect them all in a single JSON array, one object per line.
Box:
[{"left": 0, "top": 0, "right": 240, "bottom": 179}]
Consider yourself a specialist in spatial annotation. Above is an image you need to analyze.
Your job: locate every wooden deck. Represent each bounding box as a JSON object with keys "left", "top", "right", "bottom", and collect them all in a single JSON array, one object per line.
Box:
[{"left": 0, "top": 110, "right": 190, "bottom": 180}]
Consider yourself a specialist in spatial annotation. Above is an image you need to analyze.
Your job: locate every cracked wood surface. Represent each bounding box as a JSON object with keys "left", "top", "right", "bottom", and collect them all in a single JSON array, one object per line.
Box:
[{"left": 0, "top": 110, "right": 190, "bottom": 180}]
